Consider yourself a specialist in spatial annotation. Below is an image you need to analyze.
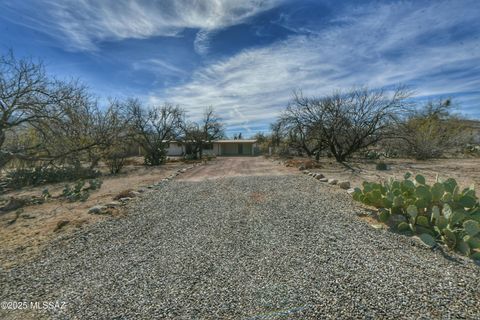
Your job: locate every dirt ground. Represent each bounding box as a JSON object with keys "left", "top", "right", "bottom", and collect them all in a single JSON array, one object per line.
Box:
[
  {"left": 177, "top": 156, "right": 296, "bottom": 181},
  {"left": 0, "top": 160, "right": 191, "bottom": 269},
  {"left": 283, "top": 156, "right": 480, "bottom": 189},
  {"left": 1, "top": 155, "right": 478, "bottom": 269}
]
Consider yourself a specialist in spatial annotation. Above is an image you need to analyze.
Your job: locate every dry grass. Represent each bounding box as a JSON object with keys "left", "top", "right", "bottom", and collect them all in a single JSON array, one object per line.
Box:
[{"left": 284, "top": 159, "right": 322, "bottom": 169}]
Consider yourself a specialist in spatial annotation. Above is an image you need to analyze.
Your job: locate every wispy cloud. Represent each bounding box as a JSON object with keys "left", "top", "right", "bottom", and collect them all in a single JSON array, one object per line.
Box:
[
  {"left": 1, "top": 0, "right": 284, "bottom": 51},
  {"left": 132, "top": 59, "right": 189, "bottom": 77},
  {"left": 151, "top": 0, "right": 480, "bottom": 133},
  {"left": 193, "top": 30, "right": 215, "bottom": 56}
]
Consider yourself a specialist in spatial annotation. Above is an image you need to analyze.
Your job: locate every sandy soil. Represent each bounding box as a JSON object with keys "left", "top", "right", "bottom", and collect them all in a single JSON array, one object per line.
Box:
[
  {"left": 283, "top": 156, "right": 480, "bottom": 189},
  {"left": 0, "top": 160, "right": 191, "bottom": 269},
  {"left": 177, "top": 156, "right": 296, "bottom": 181},
  {"left": 1, "top": 155, "right": 478, "bottom": 269}
]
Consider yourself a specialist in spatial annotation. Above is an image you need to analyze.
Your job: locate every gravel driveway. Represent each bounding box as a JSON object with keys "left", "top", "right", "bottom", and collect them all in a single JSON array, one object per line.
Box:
[{"left": 1, "top": 172, "right": 480, "bottom": 319}]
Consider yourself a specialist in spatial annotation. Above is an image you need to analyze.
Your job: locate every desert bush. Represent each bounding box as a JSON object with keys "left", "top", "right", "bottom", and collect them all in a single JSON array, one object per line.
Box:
[
  {"left": 62, "top": 178, "right": 102, "bottom": 202},
  {"left": 365, "top": 150, "right": 381, "bottom": 160},
  {"left": 104, "top": 146, "right": 129, "bottom": 174},
  {"left": 397, "top": 99, "right": 468, "bottom": 160},
  {"left": 184, "top": 153, "right": 196, "bottom": 161},
  {"left": 375, "top": 161, "right": 388, "bottom": 170},
  {"left": 352, "top": 173, "right": 480, "bottom": 259},
  {"left": 464, "top": 144, "right": 480, "bottom": 157},
  {"left": 1, "top": 166, "right": 100, "bottom": 191}
]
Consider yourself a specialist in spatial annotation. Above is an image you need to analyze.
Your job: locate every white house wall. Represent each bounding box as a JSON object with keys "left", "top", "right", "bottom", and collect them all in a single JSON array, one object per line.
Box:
[{"left": 166, "top": 143, "right": 184, "bottom": 156}]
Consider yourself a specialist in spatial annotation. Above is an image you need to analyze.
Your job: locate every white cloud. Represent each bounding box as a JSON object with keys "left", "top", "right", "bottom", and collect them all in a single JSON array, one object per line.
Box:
[
  {"left": 193, "top": 30, "right": 215, "bottom": 55},
  {"left": 2, "top": 0, "right": 283, "bottom": 51},
  {"left": 152, "top": 0, "right": 480, "bottom": 131}
]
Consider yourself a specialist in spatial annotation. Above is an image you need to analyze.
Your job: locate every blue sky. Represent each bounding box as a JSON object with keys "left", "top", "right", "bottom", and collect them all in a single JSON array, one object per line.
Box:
[{"left": 1, "top": 0, "right": 479, "bottom": 137}]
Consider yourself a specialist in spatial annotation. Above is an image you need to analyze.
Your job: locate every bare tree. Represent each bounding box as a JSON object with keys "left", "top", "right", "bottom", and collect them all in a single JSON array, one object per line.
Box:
[
  {"left": 0, "top": 51, "right": 120, "bottom": 168},
  {"left": 182, "top": 106, "right": 224, "bottom": 159},
  {"left": 126, "top": 99, "right": 184, "bottom": 165},
  {"left": 278, "top": 100, "right": 324, "bottom": 157},
  {"left": 283, "top": 87, "right": 412, "bottom": 162}
]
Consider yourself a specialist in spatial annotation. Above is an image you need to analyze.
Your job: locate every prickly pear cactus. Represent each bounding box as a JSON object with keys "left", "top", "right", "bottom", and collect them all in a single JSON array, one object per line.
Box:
[{"left": 352, "top": 173, "right": 480, "bottom": 259}]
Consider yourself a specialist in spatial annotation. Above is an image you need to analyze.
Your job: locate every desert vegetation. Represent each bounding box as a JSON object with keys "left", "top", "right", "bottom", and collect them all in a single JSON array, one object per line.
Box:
[
  {"left": 0, "top": 51, "right": 226, "bottom": 265},
  {"left": 0, "top": 51, "right": 224, "bottom": 187},
  {"left": 353, "top": 173, "right": 480, "bottom": 259},
  {"left": 269, "top": 88, "right": 477, "bottom": 162},
  {"left": 265, "top": 87, "right": 479, "bottom": 260}
]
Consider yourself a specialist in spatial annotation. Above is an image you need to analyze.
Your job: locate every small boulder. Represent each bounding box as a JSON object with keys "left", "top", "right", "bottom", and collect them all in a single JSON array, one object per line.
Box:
[
  {"left": 328, "top": 179, "right": 338, "bottom": 185},
  {"left": 338, "top": 181, "right": 350, "bottom": 189},
  {"left": 298, "top": 164, "right": 306, "bottom": 171},
  {"left": 119, "top": 197, "right": 132, "bottom": 202},
  {"left": 303, "top": 170, "right": 310, "bottom": 174},
  {"left": 88, "top": 205, "right": 106, "bottom": 214},
  {"left": 315, "top": 173, "right": 325, "bottom": 179},
  {"left": 347, "top": 188, "right": 356, "bottom": 194},
  {"left": 319, "top": 177, "right": 328, "bottom": 182},
  {"left": 105, "top": 201, "right": 121, "bottom": 208}
]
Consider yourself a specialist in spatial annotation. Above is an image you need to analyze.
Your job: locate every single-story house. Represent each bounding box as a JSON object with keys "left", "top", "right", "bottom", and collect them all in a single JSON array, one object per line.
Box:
[{"left": 166, "top": 139, "right": 258, "bottom": 156}]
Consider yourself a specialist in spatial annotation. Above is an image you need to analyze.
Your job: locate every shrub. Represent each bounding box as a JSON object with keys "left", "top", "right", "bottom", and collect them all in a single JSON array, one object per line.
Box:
[
  {"left": 184, "top": 153, "right": 196, "bottom": 161},
  {"left": 352, "top": 173, "right": 480, "bottom": 259},
  {"left": 104, "top": 148, "right": 128, "bottom": 174},
  {"left": 365, "top": 150, "right": 381, "bottom": 160},
  {"left": 376, "top": 161, "right": 388, "bottom": 171},
  {"left": 465, "top": 144, "right": 480, "bottom": 157},
  {"left": 0, "top": 166, "right": 100, "bottom": 191},
  {"left": 61, "top": 178, "right": 102, "bottom": 202}
]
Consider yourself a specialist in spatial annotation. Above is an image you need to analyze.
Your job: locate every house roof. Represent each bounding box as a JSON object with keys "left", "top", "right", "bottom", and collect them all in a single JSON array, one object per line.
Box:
[
  {"left": 214, "top": 139, "right": 257, "bottom": 143},
  {"left": 163, "top": 139, "right": 257, "bottom": 144}
]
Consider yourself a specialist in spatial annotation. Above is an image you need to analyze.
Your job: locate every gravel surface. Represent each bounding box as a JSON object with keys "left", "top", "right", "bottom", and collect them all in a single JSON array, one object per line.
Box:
[{"left": 1, "top": 175, "right": 480, "bottom": 319}]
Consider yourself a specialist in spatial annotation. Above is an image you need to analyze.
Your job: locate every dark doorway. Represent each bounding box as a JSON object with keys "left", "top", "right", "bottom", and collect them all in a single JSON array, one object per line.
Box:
[{"left": 238, "top": 143, "right": 243, "bottom": 155}]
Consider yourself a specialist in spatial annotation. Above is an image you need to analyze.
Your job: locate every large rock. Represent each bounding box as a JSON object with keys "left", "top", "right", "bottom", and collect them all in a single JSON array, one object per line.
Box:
[
  {"left": 338, "top": 181, "right": 350, "bottom": 189},
  {"left": 315, "top": 173, "right": 325, "bottom": 179},
  {"left": 319, "top": 177, "right": 328, "bottom": 182},
  {"left": 328, "top": 179, "right": 338, "bottom": 185}
]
